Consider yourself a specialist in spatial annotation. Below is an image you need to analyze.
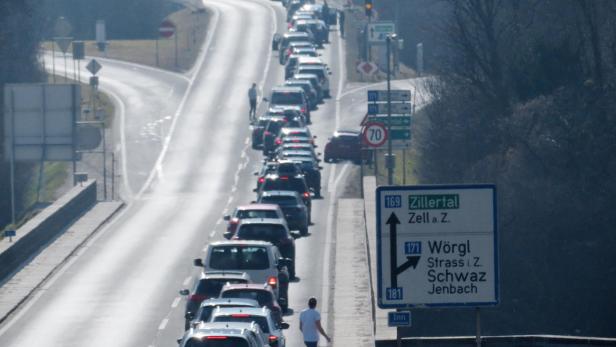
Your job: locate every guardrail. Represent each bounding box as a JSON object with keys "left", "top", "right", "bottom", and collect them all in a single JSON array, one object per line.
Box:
[{"left": 0, "top": 180, "right": 97, "bottom": 283}]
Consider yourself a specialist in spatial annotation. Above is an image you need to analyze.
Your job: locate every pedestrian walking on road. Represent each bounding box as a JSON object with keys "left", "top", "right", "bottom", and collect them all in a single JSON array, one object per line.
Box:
[
  {"left": 248, "top": 82, "right": 258, "bottom": 122},
  {"left": 299, "top": 297, "right": 331, "bottom": 347},
  {"left": 339, "top": 11, "right": 345, "bottom": 38}
]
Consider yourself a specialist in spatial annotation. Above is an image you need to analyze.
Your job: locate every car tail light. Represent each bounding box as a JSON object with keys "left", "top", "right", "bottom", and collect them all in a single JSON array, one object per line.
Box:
[
  {"left": 258, "top": 177, "right": 265, "bottom": 184},
  {"left": 189, "top": 294, "right": 207, "bottom": 302},
  {"left": 303, "top": 192, "right": 310, "bottom": 198},
  {"left": 275, "top": 138, "right": 282, "bottom": 145},
  {"left": 204, "top": 336, "right": 228, "bottom": 340},
  {"left": 231, "top": 314, "right": 251, "bottom": 318},
  {"left": 264, "top": 131, "right": 271, "bottom": 136},
  {"left": 301, "top": 107, "right": 306, "bottom": 114},
  {"left": 280, "top": 176, "right": 289, "bottom": 180},
  {"left": 269, "top": 335, "right": 278, "bottom": 343},
  {"left": 267, "top": 276, "right": 278, "bottom": 288}
]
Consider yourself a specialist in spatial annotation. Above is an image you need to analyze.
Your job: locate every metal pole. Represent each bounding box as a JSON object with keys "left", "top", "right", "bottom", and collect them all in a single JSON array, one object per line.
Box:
[
  {"left": 111, "top": 152, "right": 115, "bottom": 200},
  {"left": 63, "top": 53, "right": 68, "bottom": 82},
  {"left": 156, "top": 38, "right": 159, "bottom": 67},
  {"left": 72, "top": 84, "right": 77, "bottom": 185},
  {"left": 99, "top": 85, "right": 107, "bottom": 200},
  {"left": 174, "top": 33, "right": 179, "bottom": 69},
  {"left": 402, "top": 148, "right": 406, "bottom": 184},
  {"left": 77, "top": 59, "right": 81, "bottom": 82},
  {"left": 9, "top": 90, "right": 16, "bottom": 225},
  {"left": 476, "top": 307, "right": 482, "bottom": 347},
  {"left": 386, "top": 35, "right": 393, "bottom": 185},
  {"left": 52, "top": 41, "right": 56, "bottom": 83}
]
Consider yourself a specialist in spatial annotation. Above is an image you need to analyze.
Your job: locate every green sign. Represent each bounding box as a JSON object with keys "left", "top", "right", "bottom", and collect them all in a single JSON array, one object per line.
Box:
[
  {"left": 367, "top": 116, "right": 411, "bottom": 127},
  {"left": 391, "top": 129, "right": 411, "bottom": 140},
  {"left": 408, "top": 194, "right": 460, "bottom": 210}
]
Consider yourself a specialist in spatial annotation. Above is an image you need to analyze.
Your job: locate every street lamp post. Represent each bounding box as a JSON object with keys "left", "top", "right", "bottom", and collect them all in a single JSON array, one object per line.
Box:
[{"left": 386, "top": 34, "right": 397, "bottom": 185}]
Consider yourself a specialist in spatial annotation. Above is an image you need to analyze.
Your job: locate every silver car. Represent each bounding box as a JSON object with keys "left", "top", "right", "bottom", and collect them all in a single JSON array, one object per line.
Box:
[{"left": 209, "top": 307, "right": 289, "bottom": 347}]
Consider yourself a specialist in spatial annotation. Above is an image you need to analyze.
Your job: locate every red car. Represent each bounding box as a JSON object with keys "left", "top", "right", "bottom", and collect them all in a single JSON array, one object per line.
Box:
[
  {"left": 219, "top": 283, "right": 285, "bottom": 322},
  {"left": 223, "top": 204, "right": 285, "bottom": 239},
  {"left": 324, "top": 130, "right": 371, "bottom": 164}
]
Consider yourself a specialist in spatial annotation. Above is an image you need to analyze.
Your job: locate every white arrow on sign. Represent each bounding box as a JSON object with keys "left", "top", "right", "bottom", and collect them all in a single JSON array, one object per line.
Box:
[
  {"left": 367, "top": 102, "right": 412, "bottom": 115},
  {"left": 86, "top": 59, "right": 102, "bottom": 75}
]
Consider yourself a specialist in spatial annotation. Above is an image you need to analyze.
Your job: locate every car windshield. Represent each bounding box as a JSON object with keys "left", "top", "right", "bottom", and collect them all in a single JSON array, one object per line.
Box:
[
  {"left": 212, "top": 316, "right": 270, "bottom": 333},
  {"left": 196, "top": 278, "right": 247, "bottom": 297},
  {"left": 184, "top": 337, "right": 249, "bottom": 347},
  {"left": 236, "top": 210, "right": 279, "bottom": 219},
  {"left": 209, "top": 246, "right": 269, "bottom": 270},
  {"left": 237, "top": 224, "right": 286, "bottom": 243},
  {"left": 260, "top": 196, "right": 298, "bottom": 206},
  {"left": 271, "top": 92, "right": 303, "bottom": 105},
  {"left": 221, "top": 289, "right": 273, "bottom": 307}
]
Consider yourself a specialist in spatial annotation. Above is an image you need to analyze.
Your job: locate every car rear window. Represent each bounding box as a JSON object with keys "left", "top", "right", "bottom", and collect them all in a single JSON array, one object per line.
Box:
[
  {"left": 236, "top": 224, "right": 287, "bottom": 243},
  {"left": 209, "top": 246, "right": 269, "bottom": 270},
  {"left": 262, "top": 178, "right": 307, "bottom": 193},
  {"left": 197, "top": 303, "right": 255, "bottom": 322},
  {"left": 271, "top": 92, "right": 303, "bottom": 105},
  {"left": 212, "top": 315, "right": 270, "bottom": 333},
  {"left": 221, "top": 289, "right": 273, "bottom": 307},
  {"left": 260, "top": 196, "right": 298, "bottom": 206},
  {"left": 185, "top": 337, "right": 249, "bottom": 347},
  {"left": 236, "top": 210, "right": 279, "bottom": 219},
  {"left": 196, "top": 278, "right": 248, "bottom": 297},
  {"left": 297, "top": 68, "right": 325, "bottom": 78}
]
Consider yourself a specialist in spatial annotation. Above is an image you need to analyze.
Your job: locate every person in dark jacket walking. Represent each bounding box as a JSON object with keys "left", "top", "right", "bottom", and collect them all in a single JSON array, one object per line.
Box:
[{"left": 248, "top": 83, "right": 258, "bottom": 122}]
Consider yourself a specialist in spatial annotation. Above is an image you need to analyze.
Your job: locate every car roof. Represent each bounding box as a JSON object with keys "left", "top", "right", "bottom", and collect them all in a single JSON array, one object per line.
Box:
[
  {"left": 209, "top": 240, "right": 275, "bottom": 247},
  {"left": 271, "top": 86, "right": 305, "bottom": 93},
  {"left": 222, "top": 283, "right": 274, "bottom": 291},
  {"left": 260, "top": 190, "right": 300, "bottom": 197},
  {"left": 283, "top": 31, "right": 310, "bottom": 38},
  {"left": 237, "top": 218, "right": 287, "bottom": 226},
  {"left": 297, "top": 65, "right": 326, "bottom": 71},
  {"left": 199, "top": 298, "right": 260, "bottom": 308},
  {"left": 211, "top": 306, "right": 271, "bottom": 317},
  {"left": 236, "top": 204, "right": 280, "bottom": 211},
  {"left": 201, "top": 271, "right": 251, "bottom": 280},
  {"left": 293, "top": 73, "right": 319, "bottom": 79},
  {"left": 298, "top": 56, "right": 323, "bottom": 63},
  {"left": 334, "top": 129, "right": 361, "bottom": 136}
]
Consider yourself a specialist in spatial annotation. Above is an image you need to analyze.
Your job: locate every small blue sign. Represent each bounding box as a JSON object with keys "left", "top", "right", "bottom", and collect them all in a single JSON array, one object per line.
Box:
[
  {"left": 384, "top": 195, "right": 402, "bottom": 208},
  {"left": 4, "top": 230, "right": 16, "bottom": 238},
  {"left": 386, "top": 287, "right": 403, "bottom": 300},
  {"left": 388, "top": 311, "right": 411, "bottom": 327},
  {"left": 368, "top": 90, "right": 378, "bottom": 102},
  {"left": 404, "top": 241, "right": 421, "bottom": 255},
  {"left": 367, "top": 103, "right": 378, "bottom": 115}
]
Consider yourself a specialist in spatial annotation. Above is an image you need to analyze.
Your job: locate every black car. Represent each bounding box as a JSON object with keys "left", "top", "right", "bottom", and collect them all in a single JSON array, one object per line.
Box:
[
  {"left": 258, "top": 191, "right": 309, "bottom": 236},
  {"left": 252, "top": 116, "right": 281, "bottom": 149},
  {"left": 257, "top": 174, "right": 312, "bottom": 221},
  {"left": 254, "top": 161, "right": 279, "bottom": 191},
  {"left": 262, "top": 120, "right": 286, "bottom": 156},
  {"left": 282, "top": 157, "right": 322, "bottom": 198},
  {"left": 179, "top": 271, "right": 250, "bottom": 330}
]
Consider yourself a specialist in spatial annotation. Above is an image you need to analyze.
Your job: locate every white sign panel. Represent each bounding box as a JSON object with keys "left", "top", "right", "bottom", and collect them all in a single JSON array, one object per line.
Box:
[
  {"left": 368, "top": 21, "right": 396, "bottom": 43},
  {"left": 376, "top": 184, "right": 498, "bottom": 308},
  {"left": 4, "top": 83, "right": 79, "bottom": 161}
]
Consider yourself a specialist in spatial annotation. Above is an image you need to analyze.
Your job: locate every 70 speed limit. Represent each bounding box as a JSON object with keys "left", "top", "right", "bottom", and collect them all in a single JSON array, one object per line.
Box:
[{"left": 362, "top": 122, "right": 388, "bottom": 147}]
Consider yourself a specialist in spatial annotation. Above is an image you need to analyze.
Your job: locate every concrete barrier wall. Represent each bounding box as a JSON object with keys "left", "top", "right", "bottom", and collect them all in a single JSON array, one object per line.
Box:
[{"left": 0, "top": 180, "right": 97, "bottom": 283}]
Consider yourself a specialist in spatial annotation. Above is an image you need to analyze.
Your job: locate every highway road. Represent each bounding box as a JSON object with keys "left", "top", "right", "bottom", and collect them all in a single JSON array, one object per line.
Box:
[{"left": 0, "top": 0, "right": 353, "bottom": 346}]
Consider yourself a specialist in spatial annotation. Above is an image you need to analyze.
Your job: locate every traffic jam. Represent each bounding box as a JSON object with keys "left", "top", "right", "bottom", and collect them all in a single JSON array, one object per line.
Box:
[{"left": 176, "top": 1, "right": 345, "bottom": 346}]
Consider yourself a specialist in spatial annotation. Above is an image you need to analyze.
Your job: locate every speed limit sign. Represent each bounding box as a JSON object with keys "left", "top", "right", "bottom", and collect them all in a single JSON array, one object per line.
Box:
[{"left": 362, "top": 122, "right": 388, "bottom": 147}]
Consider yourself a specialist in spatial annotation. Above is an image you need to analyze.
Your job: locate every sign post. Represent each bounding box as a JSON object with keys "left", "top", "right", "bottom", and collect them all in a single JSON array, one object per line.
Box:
[
  {"left": 376, "top": 184, "right": 498, "bottom": 345},
  {"left": 159, "top": 20, "right": 177, "bottom": 69}
]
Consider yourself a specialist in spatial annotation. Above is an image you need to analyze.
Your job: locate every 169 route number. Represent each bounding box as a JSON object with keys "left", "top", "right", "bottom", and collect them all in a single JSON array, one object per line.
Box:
[{"left": 362, "top": 122, "right": 388, "bottom": 147}]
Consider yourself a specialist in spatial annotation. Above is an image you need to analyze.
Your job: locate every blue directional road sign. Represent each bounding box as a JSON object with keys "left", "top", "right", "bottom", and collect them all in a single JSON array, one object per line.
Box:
[
  {"left": 368, "top": 90, "right": 411, "bottom": 102},
  {"left": 388, "top": 311, "right": 411, "bottom": 327},
  {"left": 4, "top": 230, "right": 16, "bottom": 238},
  {"left": 367, "top": 102, "right": 412, "bottom": 115}
]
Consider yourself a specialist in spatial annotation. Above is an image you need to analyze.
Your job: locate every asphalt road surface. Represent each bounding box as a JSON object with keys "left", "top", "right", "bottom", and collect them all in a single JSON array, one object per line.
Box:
[{"left": 0, "top": 1, "right": 353, "bottom": 346}]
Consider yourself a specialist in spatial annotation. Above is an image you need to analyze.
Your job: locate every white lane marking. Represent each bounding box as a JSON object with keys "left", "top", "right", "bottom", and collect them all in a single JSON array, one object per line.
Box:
[
  {"left": 210, "top": 230, "right": 216, "bottom": 237},
  {"left": 183, "top": 276, "right": 192, "bottom": 286},
  {"left": 158, "top": 318, "right": 169, "bottom": 330},
  {"left": 327, "top": 163, "right": 337, "bottom": 194},
  {"left": 245, "top": 137, "right": 250, "bottom": 145},
  {"left": 171, "top": 297, "right": 182, "bottom": 308},
  {"left": 320, "top": 29, "right": 347, "bottom": 347},
  {"left": 98, "top": 87, "right": 134, "bottom": 199},
  {"left": 333, "top": 163, "right": 350, "bottom": 188},
  {"left": 136, "top": 5, "right": 221, "bottom": 198}
]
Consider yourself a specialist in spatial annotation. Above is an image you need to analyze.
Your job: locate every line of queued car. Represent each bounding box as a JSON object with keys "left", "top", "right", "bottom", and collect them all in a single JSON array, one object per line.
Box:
[{"left": 176, "top": 1, "right": 338, "bottom": 347}]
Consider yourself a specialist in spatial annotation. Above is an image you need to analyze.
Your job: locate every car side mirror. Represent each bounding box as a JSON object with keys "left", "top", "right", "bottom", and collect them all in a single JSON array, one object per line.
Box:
[
  {"left": 193, "top": 258, "right": 204, "bottom": 267},
  {"left": 313, "top": 135, "right": 317, "bottom": 139},
  {"left": 252, "top": 188, "right": 257, "bottom": 192},
  {"left": 313, "top": 144, "right": 318, "bottom": 148},
  {"left": 223, "top": 215, "right": 230, "bottom": 221},
  {"left": 185, "top": 311, "right": 194, "bottom": 320},
  {"left": 280, "top": 322, "right": 290, "bottom": 329},
  {"left": 262, "top": 97, "right": 269, "bottom": 102},
  {"left": 177, "top": 338, "right": 183, "bottom": 344},
  {"left": 179, "top": 289, "right": 190, "bottom": 296},
  {"left": 317, "top": 152, "right": 322, "bottom": 156},
  {"left": 253, "top": 171, "right": 259, "bottom": 176},
  {"left": 319, "top": 166, "right": 324, "bottom": 170},
  {"left": 328, "top": 71, "right": 332, "bottom": 75},
  {"left": 223, "top": 231, "right": 233, "bottom": 240}
]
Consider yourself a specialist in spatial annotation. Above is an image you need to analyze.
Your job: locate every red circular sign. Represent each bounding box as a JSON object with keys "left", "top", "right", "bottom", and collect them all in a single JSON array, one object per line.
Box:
[
  {"left": 159, "top": 20, "right": 176, "bottom": 38},
  {"left": 362, "top": 122, "right": 388, "bottom": 147}
]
